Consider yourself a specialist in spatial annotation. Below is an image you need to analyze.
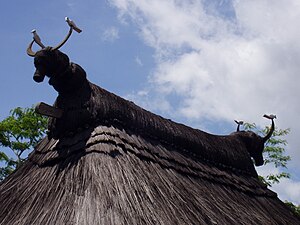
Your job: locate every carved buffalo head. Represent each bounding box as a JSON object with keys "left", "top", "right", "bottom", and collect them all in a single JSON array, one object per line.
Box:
[
  {"left": 27, "top": 18, "right": 81, "bottom": 83},
  {"left": 231, "top": 119, "right": 274, "bottom": 166},
  {"left": 26, "top": 20, "right": 85, "bottom": 94},
  {"left": 31, "top": 47, "right": 70, "bottom": 83}
]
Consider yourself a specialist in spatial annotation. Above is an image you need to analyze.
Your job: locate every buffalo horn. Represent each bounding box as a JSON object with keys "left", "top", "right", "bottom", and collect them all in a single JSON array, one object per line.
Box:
[
  {"left": 263, "top": 119, "right": 275, "bottom": 142},
  {"left": 26, "top": 40, "right": 36, "bottom": 57},
  {"left": 51, "top": 27, "right": 73, "bottom": 51}
]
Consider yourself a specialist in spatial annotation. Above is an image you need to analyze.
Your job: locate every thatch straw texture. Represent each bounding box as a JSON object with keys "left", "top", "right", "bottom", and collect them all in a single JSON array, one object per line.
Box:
[
  {"left": 1, "top": 125, "right": 299, "bottom": 225},
  {"left": 51, "top": 83, "right": 258, "bottom": 176}
]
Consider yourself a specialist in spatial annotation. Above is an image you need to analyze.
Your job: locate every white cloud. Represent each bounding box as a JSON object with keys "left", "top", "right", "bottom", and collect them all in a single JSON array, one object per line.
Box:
[
  {"left": 110, "top": 0, "right": 300, "bottom": 197},
  {"left": 275, "top": 179, "right": 300, "bottom": 205},
  {"left": 125, "top": 90, "right": 172, "bottom": 114},
  {"left": 102, "top": 26, "right": 120, "bottom": 42},
  {"left": 257, "top": 165, "right": 300, "bottom": 205}
]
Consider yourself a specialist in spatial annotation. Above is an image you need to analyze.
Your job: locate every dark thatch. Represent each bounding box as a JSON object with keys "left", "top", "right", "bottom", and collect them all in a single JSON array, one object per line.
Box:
[
  {"left": 1, "top": 123, "right": 299, "bottom": 224},
  {"left": 1, "top": 49, "right": 299, "bottom": 224}
]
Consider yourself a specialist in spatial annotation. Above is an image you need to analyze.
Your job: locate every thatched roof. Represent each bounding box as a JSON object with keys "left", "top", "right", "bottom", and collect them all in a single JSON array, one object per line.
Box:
[
  {"left": 1, "top": 48, "right": 299, "bottom": 224},
  {"left": 1, "top": 85, "right": 299, "bottom": 224}
]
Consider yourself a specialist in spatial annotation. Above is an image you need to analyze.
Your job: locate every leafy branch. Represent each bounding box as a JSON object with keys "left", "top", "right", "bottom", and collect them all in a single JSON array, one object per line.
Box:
[{"left": 0, "top": 106, "right": 47, "bottom": 181}]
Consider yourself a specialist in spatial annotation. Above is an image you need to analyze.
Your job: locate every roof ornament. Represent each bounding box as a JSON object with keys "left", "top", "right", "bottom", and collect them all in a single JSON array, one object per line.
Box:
[
  {"left": 234, "top": 120, "right": 244, "bottom": 132},
  {"left": 263, "top": 114, "right": 276, "bottom": 142},
  {"left": 27, "top": 17, "right": 82, "bottom": 57},
  {"left": 230, "top": 114, "right": 276, "bottom": 166},
  {"left": 65, "top": 17, "right": 82, "bottom": 33},
  {"left": 31, "top": 29, "right": 45, "bottom": 48}
]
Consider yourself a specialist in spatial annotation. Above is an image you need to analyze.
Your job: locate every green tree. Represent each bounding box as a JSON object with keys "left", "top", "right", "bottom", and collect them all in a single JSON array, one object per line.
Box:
[
  {"left": 244, "top": 122, "right": 291, "bottom": 186},
  {"left": 0, "top": 106, "right": 47, "bottom": 181}
]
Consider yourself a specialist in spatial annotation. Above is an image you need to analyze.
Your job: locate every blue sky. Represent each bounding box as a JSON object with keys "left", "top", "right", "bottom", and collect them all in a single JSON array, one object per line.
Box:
[{"left": 1, "top": 0, "right": 300, "bottom": 204}]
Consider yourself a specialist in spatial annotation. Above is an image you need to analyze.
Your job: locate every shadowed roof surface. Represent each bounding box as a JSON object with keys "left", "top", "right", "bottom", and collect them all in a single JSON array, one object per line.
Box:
[{"left": 1, "top": 123, "right": 299, "bottom": 224}]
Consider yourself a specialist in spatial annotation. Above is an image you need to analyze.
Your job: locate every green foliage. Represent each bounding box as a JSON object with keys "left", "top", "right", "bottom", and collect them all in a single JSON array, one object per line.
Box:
[
  {"left": 244, "top": 122, "right": 291, "bottom": 187},
  {"left": 0, "top": 152, "right": 16, "bottom": 180},
  {"left": 284, "top": 201, "right": 300, "bottom": 217},
  {"left": 0, "top": 106, "right": 47, "bottom": 181}
]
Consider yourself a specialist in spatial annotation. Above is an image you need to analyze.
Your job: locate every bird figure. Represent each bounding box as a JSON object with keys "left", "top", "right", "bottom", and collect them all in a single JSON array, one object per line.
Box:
[
  {"left": 31, "top": 29, "right": 45, "bottom": 48},
  {"left": 65, "top": 17, "right": 82, "bottom": 33},
  {"left": 234, "top": 120, "right": 244, "bottom": 132},
  {"left": 263, "top": 114, "right": 277, "bottom": 120}
]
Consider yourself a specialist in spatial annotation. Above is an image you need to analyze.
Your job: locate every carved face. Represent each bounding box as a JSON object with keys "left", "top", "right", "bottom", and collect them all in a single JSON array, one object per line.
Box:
[
  {"left": 33, "top": 51, "right": 51, "bottom": 82},
  {"left": 233, "top": 131, "right": 265, "bottom": 166},
  {"left": 32, "top": 48, "right": 70, "bottom": 83},
  {"left": 244, "top": 132, "right": 265, "bottom": 166},
  {"left": 231, "top": 119, "right": 274, "bottom": 167}
]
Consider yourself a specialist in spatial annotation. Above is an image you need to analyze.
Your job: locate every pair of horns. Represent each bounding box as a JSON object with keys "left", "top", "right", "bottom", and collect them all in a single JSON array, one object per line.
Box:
[
  {"left": 234, "top": 114, "right": 276, "bottom": 142},
  {"left": 27, "top": 17, "right": 81, "bottom": 57}
]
